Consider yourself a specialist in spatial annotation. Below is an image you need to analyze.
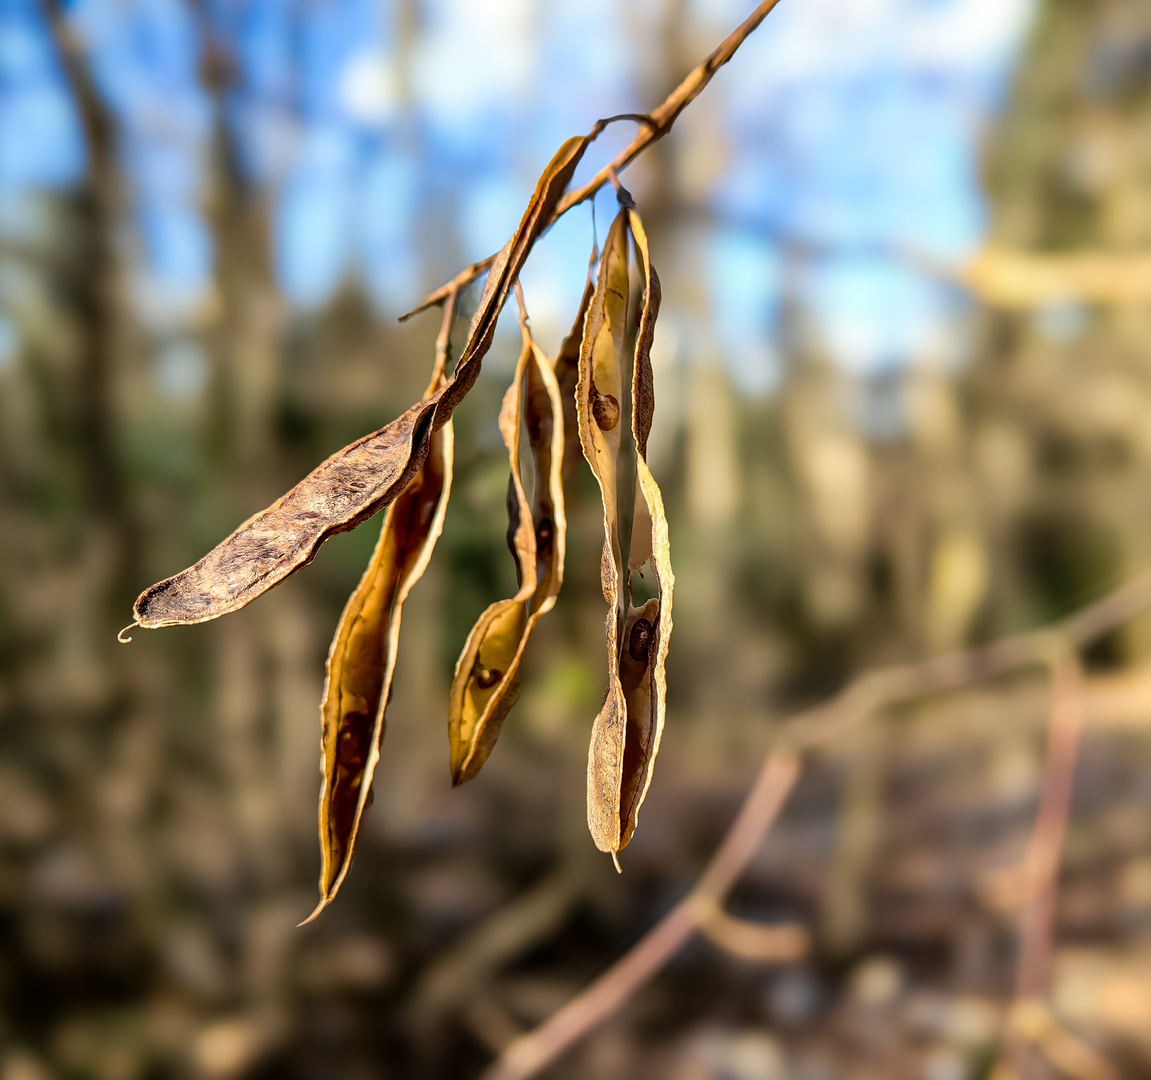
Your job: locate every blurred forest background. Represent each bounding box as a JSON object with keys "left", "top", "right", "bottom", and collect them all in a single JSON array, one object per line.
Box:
[{"left": 5, "top": 0, "right": 1151, "bottom": 1077}]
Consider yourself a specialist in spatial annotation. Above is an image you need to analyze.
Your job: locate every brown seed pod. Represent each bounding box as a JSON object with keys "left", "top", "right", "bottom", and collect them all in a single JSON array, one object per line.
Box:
[
  {"left": 133, "top": 397, "right": 439, "bottom": 628},
  {"left": 580, "top": 205, "right": 674, "bottom": 863},
  {"left": 303, "top": 293, "right": 459, "bottom": 925},
  {"left": 617, "top": 209, "right": 674, "bottom": 853},
  {"left": 577, "top": 208, "right": 632, "bottom": 858}
]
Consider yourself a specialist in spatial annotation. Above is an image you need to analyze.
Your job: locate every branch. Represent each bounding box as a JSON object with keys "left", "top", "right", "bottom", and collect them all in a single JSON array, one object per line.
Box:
[
  {"left": 400, "top": 0, "right": 785, "bottom": 321},
  {"left": 551, "top": 0, "right": 785, "bottom": 217},
  {"left": 997, "top": 1000, "right": 1117, "bottom": 1080},
  {"left": 962, "top": 247, "right": 1151, "bottom": 308},
  {"left": 779, "top": 566, "right": 1151, "bottom": 753},
  {"left": 480, "top": 566, "right": 1151, "bottom": 1080},
  {"left": 991, "top": 647, "right": 1087, "bottom": 1080},
  {"left": 693, "top": 902, "right": 809, "bottom": 964}
]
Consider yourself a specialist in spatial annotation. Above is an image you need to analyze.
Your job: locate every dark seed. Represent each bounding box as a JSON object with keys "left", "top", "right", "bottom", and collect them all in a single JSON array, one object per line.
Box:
[
  {"left": 628, "top": 618, "right": 654, "bottom": 662},
  {"left": 536, "top": 516, "right": 554, "bottom": 552},
  {"left": 591, "top": 390, "right": 620, "bottom": 431},
  {"left": 474, "top": 664, "right": 503, "bottom": 690}
]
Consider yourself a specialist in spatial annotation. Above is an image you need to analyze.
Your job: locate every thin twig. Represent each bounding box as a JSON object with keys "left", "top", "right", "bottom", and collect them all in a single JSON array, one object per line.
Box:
[
  {"left": 643, "top": 197, "right": 1151, "bottom": 310},
  {"left": 481, "top": 566, "right": 1151, "bottom": 1080},
  {"left": 991, "top": 646, "right": 1086, "bottom": 1080},
  {"left": 428, "top": 287, "right": 459, "bottom": 392},
  {"left": 997, "top": 999, "right": 1118, "bottom": 1080},
  {"left": 694, "top": 904, "right": 810, "bottom": 964},
  {"left": 778, "top": 566, "right": 1151, "bottom": 753},
  {"left": 401, "top": 0, "right": 785, "bottom": 320},
  {"left": 513, "top": 279, "right": 530, "bottom": 327},
  {"left": 552, "top": 0, "right": 785, "bottom": 216},
  {"left": 958, "top": 247, "right": 1151, "bottom": 308}
]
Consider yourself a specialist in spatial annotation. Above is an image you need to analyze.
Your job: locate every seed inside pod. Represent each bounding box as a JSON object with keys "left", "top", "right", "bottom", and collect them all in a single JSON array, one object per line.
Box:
[
  {"left": 628, "top": 617, "right": 654, "bottom": 662},
  {"left": 591, "top": 388, "right": 620, "bottom": 431},
  {"left": 535, "top": 516, "right": 554, "bottom": 553},
  {"left": 474, "top": 664, "right": 503, "bottom": 690}
]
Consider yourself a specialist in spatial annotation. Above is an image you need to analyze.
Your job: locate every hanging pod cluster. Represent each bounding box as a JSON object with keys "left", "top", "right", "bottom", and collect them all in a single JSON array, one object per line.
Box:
[{"left": 122, "top": 129, "right": 673, "bottom": 917}]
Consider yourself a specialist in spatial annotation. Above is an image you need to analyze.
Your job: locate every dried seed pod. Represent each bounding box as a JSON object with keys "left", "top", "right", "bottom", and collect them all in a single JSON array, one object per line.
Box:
[
  {"left": 617, "top": 208, "right": 674, "bottom": 851},
  {"left": 617, "top": 599, "right": 660, "bottom": 840},
  {"left": 447, "top": 294, "right": 567, "bottom": 785},
  {"left": 581, "top": 203, "right": 674, "bottom": 860},
  {"left": 302, "top": 296, "right": 459, "bottom": 925},
  {"left": 134, "top": 397, "right": 440, "bottom": 628},
  {"left": 577, "top": 208, "right": 633, "bottom": 856}
]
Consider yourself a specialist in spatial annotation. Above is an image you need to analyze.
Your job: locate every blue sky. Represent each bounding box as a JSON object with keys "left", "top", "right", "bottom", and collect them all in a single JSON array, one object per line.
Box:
[{"left": 0, "top": 0, "right": 1037, "bottom": 384}]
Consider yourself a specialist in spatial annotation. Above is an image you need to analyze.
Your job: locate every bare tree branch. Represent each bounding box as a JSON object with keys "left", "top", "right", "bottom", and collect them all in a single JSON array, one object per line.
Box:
[{"left": 991, "top": 646, "right": 1087, "bottom": 1080}]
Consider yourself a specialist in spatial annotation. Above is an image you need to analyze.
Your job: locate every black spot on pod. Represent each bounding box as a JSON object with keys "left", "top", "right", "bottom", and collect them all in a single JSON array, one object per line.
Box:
[
  {"left": 628, "top": 618, "right": 654, "bottom": 662},
  {"left": 474, "top": 665, "right": 503, "bottom": 690},
  {"left": 591, "top": 390, "right": 620, "bottom": 431}
]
